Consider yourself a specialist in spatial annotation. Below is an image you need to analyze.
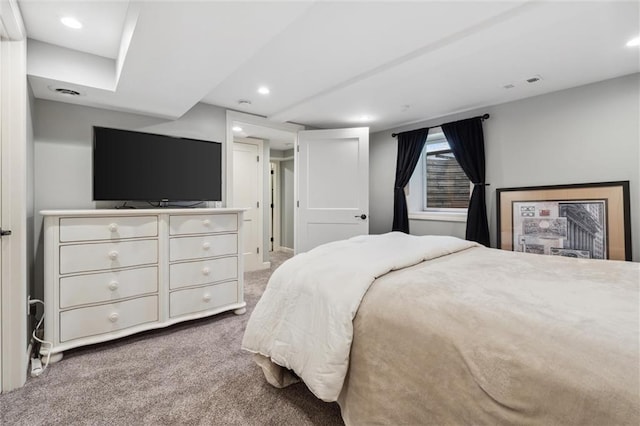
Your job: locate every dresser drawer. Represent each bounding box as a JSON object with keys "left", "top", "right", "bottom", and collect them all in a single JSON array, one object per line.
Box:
[
  {"left": 59, "top": 266, "right": 158, "bottom": 309},
  {"left": 60, "top": 239, "right": 158, "bottom": 274},
  {"left": 169, "top": 257, "right": 237, "bottom": 290},
  {"left": 60, "top": 216, "right": 157, "bottom": 242},
  {"left": 169, "top": 214, "right": 237, "bottom": 235},
  {"left": 170, "top": 234, "right": 238, "bottom": 261},
  {"left": 60, "top": 296, "right": 158, "bottom": 342},
  {"left": 170, "top": 281, "right": 237, "bottom": 318}
]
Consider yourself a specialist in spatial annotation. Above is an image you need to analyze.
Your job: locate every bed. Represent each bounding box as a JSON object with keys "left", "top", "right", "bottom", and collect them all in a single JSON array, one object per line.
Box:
[{"left": 242, "top": 232, "right": 639, "bottom": 425}]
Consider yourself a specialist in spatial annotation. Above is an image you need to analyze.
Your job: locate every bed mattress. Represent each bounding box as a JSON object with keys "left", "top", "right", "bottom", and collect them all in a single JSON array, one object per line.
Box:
[
  {"left": 243, "top": 234, "right": 639, "bottom": 425},
  {"left": 339, "top": 246, "right": 639, "bottom": 425}
]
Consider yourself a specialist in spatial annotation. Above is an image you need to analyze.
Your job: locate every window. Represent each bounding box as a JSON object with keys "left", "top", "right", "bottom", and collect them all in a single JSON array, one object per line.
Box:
[
  {"left": 424, "top": 131, "right": 470, "bottom": 210},
  {"left": 406, "top": 128, "right": 470, "bottom": 219}
]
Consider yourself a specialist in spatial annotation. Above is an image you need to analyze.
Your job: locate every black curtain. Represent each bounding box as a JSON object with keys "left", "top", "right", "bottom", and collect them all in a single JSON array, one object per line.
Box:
[
  {"left": 441, "top": 117, "right": 490, "bottom": 246},
  {"left": 392, "top": 128, "right": 429, "bottom": 233}
]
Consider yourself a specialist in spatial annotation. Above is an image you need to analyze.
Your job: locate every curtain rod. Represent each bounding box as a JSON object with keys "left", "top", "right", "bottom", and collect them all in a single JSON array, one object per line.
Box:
[{"left": 391, "top": 113, "right": 490, "bottom": 138}]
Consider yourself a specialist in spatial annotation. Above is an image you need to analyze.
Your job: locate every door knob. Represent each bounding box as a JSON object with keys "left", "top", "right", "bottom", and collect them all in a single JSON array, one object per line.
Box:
[{"left": 355, "top": 214, "right": 367, "bottom": 220}]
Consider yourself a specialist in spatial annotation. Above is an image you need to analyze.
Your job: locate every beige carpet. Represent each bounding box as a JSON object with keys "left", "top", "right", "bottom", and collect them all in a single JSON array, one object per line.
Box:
[{"left": 0, "top": 251, "right": 344, "bottom": 425}]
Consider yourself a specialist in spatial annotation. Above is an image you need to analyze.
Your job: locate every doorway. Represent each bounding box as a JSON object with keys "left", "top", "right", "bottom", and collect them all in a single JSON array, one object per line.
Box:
[
  {"left": 226, "top": 111, "right": 301, "bottom": 262},
  {"left": 269, "top": 151, "right": 295, "bottom": 253}
]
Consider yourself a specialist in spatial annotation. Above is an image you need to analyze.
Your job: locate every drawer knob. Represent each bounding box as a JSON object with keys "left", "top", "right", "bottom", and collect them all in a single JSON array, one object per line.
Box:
[
  {"left": 203, "top": 293, "right": 211, "bottom": 302},
  {"left": 203, "top": 219, "right": 211, "bottom": 226},
  {"left": 108, "top": 281, "right": 119, "bottom": 291},
  {"left": 108, "top": 250, "right": 119, "bottom": 260},
  {"left": 108, "top": 223, "right": 118, "bottom": 232},
  {"left": 202, "top": 267, "right": 211, "bottom": 276},
  {"left": 202, "top": 242, "right": 211, "bottom": 251},
  {"left": 108, "top": 313, "right": 119, "bottom": 323}
]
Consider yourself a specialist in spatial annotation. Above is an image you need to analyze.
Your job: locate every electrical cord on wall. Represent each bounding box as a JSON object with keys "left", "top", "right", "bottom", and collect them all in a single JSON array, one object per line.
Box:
[{"left": 28, "top": 298, "right": 53, "bottom": 377}]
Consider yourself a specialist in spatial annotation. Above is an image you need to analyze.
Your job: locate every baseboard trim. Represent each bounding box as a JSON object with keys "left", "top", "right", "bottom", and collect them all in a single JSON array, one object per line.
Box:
[
  {"left": 245, "top": 261, "right": 271, "bottom": 272},
  {"left": 278, "top": 247, "right": 294, "bottom": 254}
]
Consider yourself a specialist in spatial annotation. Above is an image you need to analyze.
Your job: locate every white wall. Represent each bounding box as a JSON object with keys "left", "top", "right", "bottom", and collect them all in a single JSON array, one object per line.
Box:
[
  {"left": 34, "top": 100, "right": 226, "bottom": 211},
  {"left": 33, "top": 100, "right": 227, "bottom": 301},
  {"left": 370, "top": 73, "right": 640, "bottom": 261}
]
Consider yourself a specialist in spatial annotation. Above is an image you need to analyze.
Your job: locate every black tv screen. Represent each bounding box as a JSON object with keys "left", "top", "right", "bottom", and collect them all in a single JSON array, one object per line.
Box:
[{"left": 93, "top": 127, "right": 222, "bottom": 202}]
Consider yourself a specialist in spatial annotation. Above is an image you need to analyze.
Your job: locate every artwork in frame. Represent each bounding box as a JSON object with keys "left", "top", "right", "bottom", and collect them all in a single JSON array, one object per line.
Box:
[{"left": 496, "top": 181, "right": 631, "bottom": 261}]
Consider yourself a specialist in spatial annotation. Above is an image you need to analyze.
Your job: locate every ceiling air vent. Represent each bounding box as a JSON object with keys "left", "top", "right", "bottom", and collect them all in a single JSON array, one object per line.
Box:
[
  {"left": 48, "top": 86, "right": 83, "bottom": 96},
  {"left": 55, "top": 88, "right": 81, "bottom": 96}
]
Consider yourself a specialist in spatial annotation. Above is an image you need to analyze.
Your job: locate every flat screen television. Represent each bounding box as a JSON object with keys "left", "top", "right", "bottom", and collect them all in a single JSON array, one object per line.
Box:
[{"left": 93, "top": 126, "right": 222, "bottom": 202}]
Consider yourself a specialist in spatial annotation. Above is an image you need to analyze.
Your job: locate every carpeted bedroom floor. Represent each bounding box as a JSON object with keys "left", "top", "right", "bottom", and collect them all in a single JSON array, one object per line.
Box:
[{"left": 0, "top": 251, "right": 344, "bottom": 425}]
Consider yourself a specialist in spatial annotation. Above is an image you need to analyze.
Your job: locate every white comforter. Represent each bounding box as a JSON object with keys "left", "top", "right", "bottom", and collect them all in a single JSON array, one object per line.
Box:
[{"left": 241, "top": 232, "right": 478, "bottom": 401}]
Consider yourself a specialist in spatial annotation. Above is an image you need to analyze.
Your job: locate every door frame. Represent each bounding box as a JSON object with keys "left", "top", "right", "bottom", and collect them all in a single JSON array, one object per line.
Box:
[
  {"left": 269, "top": 161, "right": 281, "bottom": 252},
  {"left": 225, "top": 111, "right": 303, "bottom": 255},
  {"left": 0, "top": 3, "right": 28, "bottom": 392},
  {"left": 269, "top": 154, "right": 294, "bottom": 253}
]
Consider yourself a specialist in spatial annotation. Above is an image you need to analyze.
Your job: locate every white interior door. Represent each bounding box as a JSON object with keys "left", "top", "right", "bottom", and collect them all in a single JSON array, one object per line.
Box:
[
  {"left": 296, "top": 127, "right": 369, "bottom": 254},
  {"left": 233, "top": 140, "right": 262, "bottom": 271}
]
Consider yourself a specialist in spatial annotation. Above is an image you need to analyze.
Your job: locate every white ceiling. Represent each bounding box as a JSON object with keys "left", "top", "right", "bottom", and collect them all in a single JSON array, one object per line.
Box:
[
  {"left": 17, "top": 0, "right": 640, "bottom": 133},
  {"left": 232, "top": 122, "right": 296, "bottom": 151},
  {"left": 19, "top": 0, "right": 129, "bottom": 59}
]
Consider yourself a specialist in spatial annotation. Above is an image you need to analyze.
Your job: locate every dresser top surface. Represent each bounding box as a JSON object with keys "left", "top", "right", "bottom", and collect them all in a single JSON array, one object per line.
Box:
[{"left": 40, "top": 208, "right": 246, "bottom": 216}]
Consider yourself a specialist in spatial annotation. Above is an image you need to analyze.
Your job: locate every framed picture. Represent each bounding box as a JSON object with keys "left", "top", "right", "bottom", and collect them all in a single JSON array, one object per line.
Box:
[{"left": 496, "top": 181, "right": 631, "bottom": 261}]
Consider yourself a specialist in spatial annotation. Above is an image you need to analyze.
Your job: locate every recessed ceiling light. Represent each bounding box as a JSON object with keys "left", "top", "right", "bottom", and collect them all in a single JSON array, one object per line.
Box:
[
  {"left": 232, "top": 126, "right": 243, "bottom": 132},
  {"left": 61, "top": 16, "right": 82, "bottom": 29},
  {"left": 257, "top": 86, "right": 270, "bottom": 95},
  {"left": 626, "top": 36, "right": 640, "bottom": 47},
  {"left": 357, "top": 115, "right": 373, "bottom": 122}
]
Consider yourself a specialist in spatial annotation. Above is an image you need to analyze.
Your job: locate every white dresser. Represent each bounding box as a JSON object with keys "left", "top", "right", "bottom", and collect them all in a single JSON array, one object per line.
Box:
[{"left": 40, "top": 208, "right": 246, "bottom": 361}]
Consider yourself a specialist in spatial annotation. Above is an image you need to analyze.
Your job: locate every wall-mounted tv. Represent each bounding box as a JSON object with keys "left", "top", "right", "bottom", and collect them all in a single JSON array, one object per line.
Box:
[{"left": 93, "top": 126, "right": 222, "bottom": 202}]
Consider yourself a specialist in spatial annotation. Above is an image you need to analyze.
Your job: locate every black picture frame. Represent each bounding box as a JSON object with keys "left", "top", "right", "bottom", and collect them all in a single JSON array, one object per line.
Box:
[{"left": 496, "top": 181, "right": 631, "bottom": 261}]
